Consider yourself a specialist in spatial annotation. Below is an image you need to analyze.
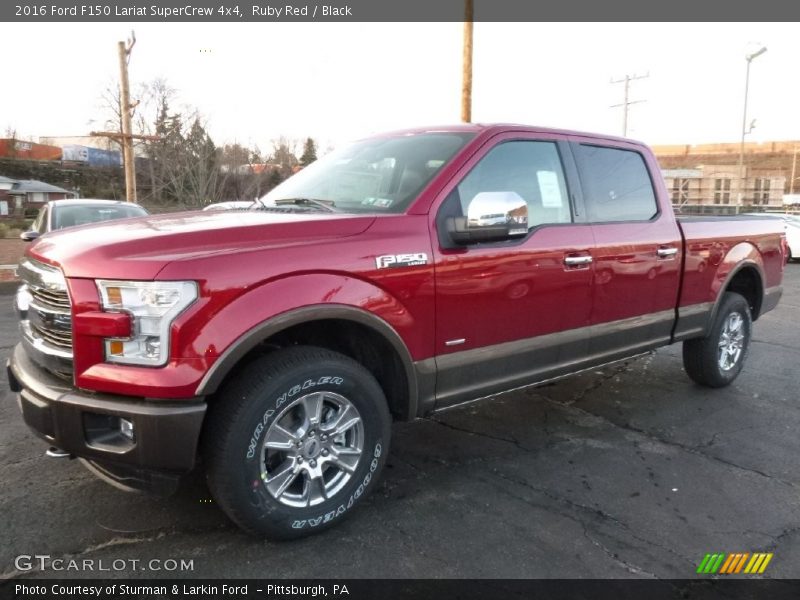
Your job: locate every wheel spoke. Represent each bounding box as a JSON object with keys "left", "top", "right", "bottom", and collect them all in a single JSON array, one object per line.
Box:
[
  {"left": 264, "top": 423, "right": 298, "bottom": 450},
  {"left": 324, "top": 404, "right": 361, "bottom": 437},
  {"left": 330, "top": 448, "right": 361, "bottom": 473},
  {"left": 302, "top": 393, "right": 325, "bottom": 428},
  {"left": 310, "top": 475, "right": 328, "bottom": 504},
  {"left": 265, "top": 460, "right": 299, "bottom": 499}
]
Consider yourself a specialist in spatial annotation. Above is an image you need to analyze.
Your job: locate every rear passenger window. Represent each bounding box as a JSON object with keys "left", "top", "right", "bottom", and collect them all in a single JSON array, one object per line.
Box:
[{"left": 576, "top": 145, "right": 658, "bottom": 222}]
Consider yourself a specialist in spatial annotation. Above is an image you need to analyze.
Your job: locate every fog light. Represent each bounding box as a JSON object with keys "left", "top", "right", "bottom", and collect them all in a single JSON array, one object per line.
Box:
[{"left": 119, "top": 418, "right": 135, "bottom": 441}]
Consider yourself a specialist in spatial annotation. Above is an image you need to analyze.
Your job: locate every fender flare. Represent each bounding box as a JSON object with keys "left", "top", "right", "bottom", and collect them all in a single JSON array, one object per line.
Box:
[
  {"left": 195, "top": 304, "right": 419, "bottom": 420},
  {"left": 706, "top": 257, "right": 765, "bottom": 334}
]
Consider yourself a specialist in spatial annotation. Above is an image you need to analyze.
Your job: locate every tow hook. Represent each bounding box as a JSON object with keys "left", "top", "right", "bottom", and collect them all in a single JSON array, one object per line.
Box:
[{"left": 46, "top": 447, "right": 74, "bottom": 459}]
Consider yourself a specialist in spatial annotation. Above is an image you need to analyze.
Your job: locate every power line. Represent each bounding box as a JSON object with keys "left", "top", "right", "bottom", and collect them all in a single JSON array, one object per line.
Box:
[{"left": 610, "top": 73, "right": 648, "bottom": 137}]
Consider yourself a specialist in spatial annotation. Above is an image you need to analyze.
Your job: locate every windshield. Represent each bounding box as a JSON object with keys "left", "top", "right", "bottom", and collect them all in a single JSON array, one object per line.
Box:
[
  {"left": 260, "top": 132, "right": 475, "bottom": 214},
  {"left": 52, "top": 204, "right": 148, "bottom": 230}
]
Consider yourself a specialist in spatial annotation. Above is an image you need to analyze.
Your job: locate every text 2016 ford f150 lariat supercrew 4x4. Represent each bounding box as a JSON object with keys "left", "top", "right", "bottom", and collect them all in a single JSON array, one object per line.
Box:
[{"left": 8, "top": 124, "right": 787, "bottom": 538}]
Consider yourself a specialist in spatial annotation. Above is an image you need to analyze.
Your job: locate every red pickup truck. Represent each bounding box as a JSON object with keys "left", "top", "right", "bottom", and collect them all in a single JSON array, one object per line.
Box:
[{"left": 8, "top": 124, "right": 786, "bottom": 539}]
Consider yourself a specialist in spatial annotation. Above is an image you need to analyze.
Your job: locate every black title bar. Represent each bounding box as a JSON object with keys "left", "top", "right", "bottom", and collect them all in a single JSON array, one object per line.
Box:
[
  {"left": 4, "top": 0, "right": 800, "bottom": 22},
  {"left": 3, "top": 579, "right": 800, "bottom": 600}
]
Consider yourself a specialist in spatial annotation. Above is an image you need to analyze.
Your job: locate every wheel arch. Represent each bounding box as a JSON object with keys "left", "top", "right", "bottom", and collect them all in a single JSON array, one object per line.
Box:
[
  {"left": 707, "top": 249, "right": 766, "bottom": 331},
  {"left": 196, "top": 304, "right": 420, "bottom": 421}
]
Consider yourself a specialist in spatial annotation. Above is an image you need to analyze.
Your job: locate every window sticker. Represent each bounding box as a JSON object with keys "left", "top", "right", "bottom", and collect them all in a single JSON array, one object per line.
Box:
[
  {"left": 362, "top": 197, "right": 394, "bottom": 207},
  {"left": 537, "top": 171, "right": 563, "bottom": 207}
]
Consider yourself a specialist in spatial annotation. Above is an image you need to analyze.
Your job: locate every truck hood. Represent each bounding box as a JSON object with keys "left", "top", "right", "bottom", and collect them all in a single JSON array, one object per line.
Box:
[{"left": 28, "top": 210, "right": 376, "bottom": 280}]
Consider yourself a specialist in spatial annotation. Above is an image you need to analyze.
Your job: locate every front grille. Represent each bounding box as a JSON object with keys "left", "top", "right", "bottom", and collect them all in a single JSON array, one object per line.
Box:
[
  {"left": 30, "top": 286, "right": 71, "bottom": 312},
  {"left": 17, "top": 258, "right": 74, "bottom": 375},
  {"left": 31, "top": 322, "right": 72, "bottom": 350}
]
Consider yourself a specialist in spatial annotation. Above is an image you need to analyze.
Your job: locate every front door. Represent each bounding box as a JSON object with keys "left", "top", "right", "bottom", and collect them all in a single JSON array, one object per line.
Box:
[{"left": 431, "top": 134, "right": 596, "bottom": 408}]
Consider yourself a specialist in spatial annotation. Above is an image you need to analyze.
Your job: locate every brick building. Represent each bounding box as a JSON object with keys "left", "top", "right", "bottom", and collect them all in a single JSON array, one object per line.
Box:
[
  {"left": 662, "top": 165, "right": 785, "bottom": 209},
  {"left": 654, "top": 141, "right": 798, "bottom": 210}
]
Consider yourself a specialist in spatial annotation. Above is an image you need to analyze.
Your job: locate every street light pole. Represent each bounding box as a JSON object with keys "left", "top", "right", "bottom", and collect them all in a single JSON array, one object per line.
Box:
[{"left": 736, "top": 46, "right": 766, "bottom": 213}]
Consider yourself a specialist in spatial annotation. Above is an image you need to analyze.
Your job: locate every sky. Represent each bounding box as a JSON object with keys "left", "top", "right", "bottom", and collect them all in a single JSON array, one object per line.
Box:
[{"left": 2, "top": 22, "right": 798, "bottom": 152}]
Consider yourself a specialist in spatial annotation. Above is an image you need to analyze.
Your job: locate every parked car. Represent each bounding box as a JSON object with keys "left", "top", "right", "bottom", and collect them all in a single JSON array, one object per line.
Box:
[
  {"left": 20, "top": 199, "right": 148, "bottom": 241},
  {"left": 741, "top": 213, "right": 800, "bottom": 261},
  {"left": 9, "top": 124, "right": 787, "bottom": 540}
]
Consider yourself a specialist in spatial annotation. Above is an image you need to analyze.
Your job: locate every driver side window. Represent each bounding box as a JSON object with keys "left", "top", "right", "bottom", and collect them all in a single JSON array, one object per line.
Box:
[{"left": 456, "top": 140, "right": 572, "bottom": 229}]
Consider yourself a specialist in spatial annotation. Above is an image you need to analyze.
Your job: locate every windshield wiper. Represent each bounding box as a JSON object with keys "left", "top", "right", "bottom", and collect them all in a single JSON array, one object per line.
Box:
[{"left": 259, "top": 198, "right": 339, "bottom": 212}]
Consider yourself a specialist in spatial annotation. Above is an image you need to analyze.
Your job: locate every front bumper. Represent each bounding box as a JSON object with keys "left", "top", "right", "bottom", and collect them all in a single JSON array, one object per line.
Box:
[{"left": 7, "top": 343, "right": 206, "bottom": 494}]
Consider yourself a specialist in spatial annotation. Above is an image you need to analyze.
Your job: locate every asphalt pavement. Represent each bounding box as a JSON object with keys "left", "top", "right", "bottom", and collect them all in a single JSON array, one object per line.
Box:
[{"left": 1, "top": 266, "right": 799, "bottom": 579}]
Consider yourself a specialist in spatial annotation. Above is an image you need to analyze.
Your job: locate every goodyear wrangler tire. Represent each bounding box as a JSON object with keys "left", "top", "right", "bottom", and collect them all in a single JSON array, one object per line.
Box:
[
  {"left": 203, "top": 346, "right": 391, "bottom": 539},
  {"left": 682, "top": 292, "right": 752, "bottom": 388}
]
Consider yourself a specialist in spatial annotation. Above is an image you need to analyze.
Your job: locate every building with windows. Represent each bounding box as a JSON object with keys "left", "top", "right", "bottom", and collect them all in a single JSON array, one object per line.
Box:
[
  {"left": 662, "top": 165, "right": 785, "bottom": 209},
  {"left": 654, "top": 140, "right": 797, "bottom": 209}
]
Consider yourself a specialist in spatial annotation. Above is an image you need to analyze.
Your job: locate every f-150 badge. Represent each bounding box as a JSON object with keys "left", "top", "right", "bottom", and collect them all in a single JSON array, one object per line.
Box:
[{"left": 375, "top": 253, "right": 429, "bottom": 269}]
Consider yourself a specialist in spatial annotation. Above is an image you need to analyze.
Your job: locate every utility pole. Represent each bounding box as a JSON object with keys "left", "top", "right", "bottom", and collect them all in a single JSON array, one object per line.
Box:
[
  {"left": 461, "top": 0, "right": 473, "bottom": 123},
  {"left": 610, "top": 73, "right": 648, "bottom": 137},
  {"left": 118, "top": 32, "right": 137, "bottom": 202},
  {"left": 791, "top": 145, "right": 798, "bottom": 195}
]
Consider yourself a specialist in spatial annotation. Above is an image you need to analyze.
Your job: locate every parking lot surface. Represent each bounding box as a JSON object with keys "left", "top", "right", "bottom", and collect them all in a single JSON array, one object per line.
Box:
[{"left": 2, "top": 266, "right": 799, "bottom": 579}]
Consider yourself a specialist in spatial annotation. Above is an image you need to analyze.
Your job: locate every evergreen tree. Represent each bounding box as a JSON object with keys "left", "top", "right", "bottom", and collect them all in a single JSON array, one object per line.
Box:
[
  {"left": 299, "top": 137, "right": 318, "bottom": 167},
  {"left": 268, "top": 168, "right": 284, "bottom": 190}
]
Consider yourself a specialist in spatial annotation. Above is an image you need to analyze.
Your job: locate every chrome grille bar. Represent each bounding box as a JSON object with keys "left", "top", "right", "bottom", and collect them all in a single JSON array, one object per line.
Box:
[{"left": 16, "top": 258, "right": 74, "bottom": 374}]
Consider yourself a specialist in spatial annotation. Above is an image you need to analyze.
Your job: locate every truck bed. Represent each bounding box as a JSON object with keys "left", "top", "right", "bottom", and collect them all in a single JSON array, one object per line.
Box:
[{"left": 676, "top": 215, "right": 785, "bottom": 331}]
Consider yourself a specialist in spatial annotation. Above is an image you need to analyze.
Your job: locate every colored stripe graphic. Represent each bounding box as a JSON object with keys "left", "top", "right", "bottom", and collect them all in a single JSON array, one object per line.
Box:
[
  {"left": 711, "top": 553, "right": 726, "bottom": 573},
  {"left": 733, "top": 553, "right": 750, "bottom": 573},
  {"left": 744, "top": 553, "right": 774, "bottom": 574},
  {"left": 719, "top": 554, "right": 736, "bottom": 574},
  {"left": 696, "top": 554, "right": 712, "bottom": 574},
  {"left": 720, "top": 553, "right": 749, "bottom": 574},
  {"left": 696, "top": 554, "right": 713, "bottom": 574},
  {"left": 698, "top": 552, "right": 773, "bottom": 575}
]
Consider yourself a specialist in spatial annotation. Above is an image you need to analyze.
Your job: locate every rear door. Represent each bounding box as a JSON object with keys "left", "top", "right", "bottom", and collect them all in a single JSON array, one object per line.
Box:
[{"left": 569, "top": 138, "right": 682, "bottom": 359}]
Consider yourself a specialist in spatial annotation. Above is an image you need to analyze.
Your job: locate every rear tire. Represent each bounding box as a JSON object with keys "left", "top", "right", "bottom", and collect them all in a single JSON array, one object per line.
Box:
[
  {"left": 682, "top": 292, "right": 752, "bottom": 388},
  {"left": 203, "top": 346, "right": 391, "bottom": 539}
]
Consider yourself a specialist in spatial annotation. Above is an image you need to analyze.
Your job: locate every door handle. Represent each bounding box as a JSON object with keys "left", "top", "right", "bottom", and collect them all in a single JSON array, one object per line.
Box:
[
  {"left": 657, "top": 246, "right": 678, "bottom": 259},
  {"left": 564, "top": 255, "right": 593, "bottom": 266}
]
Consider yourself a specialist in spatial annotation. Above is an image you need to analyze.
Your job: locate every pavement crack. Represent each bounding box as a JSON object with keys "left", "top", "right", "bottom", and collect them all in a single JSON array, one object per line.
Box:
[
  {"left": 487, "top": 469, "right": 696, "bottom": 570},
  {"left": 764, "top": 525, "right": 800, "bottom": 552},
  {"left": 535, "top": 393, "right": 798, "bottom": 490},
  {"left": 423, "top": 417, "right": 533, "bottom": 453},
  {"left": 581, "top": 524, "right": 658, "bottom": 577},
  {"left": 389, "top": 453, "right": 425, "bottom": 473},
  {"left": 568, "top": 359, "right": 640, "bottom": 404}
]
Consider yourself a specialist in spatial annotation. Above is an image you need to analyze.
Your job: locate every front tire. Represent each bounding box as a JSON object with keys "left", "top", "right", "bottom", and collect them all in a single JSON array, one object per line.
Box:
[
  {"left": 682, "top": 292, "right": 752, "bottom": 388},
  {"left": 203, "top": 346, "right": 391, "bottom": 539}
]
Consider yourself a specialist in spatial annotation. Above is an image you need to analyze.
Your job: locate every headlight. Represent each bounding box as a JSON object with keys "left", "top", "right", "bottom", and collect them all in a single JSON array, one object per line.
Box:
[{"left": 96, "top": 280, "right": 198, "bottom": 366}]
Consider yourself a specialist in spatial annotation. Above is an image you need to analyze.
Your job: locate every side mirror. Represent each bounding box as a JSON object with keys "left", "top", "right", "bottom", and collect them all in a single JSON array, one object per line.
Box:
[
  {"left": 447, "top": 191, "right": 528, "bottom": 245},
  {"left": 20, "top": 230, "right": 40, "bottom": 242}
]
